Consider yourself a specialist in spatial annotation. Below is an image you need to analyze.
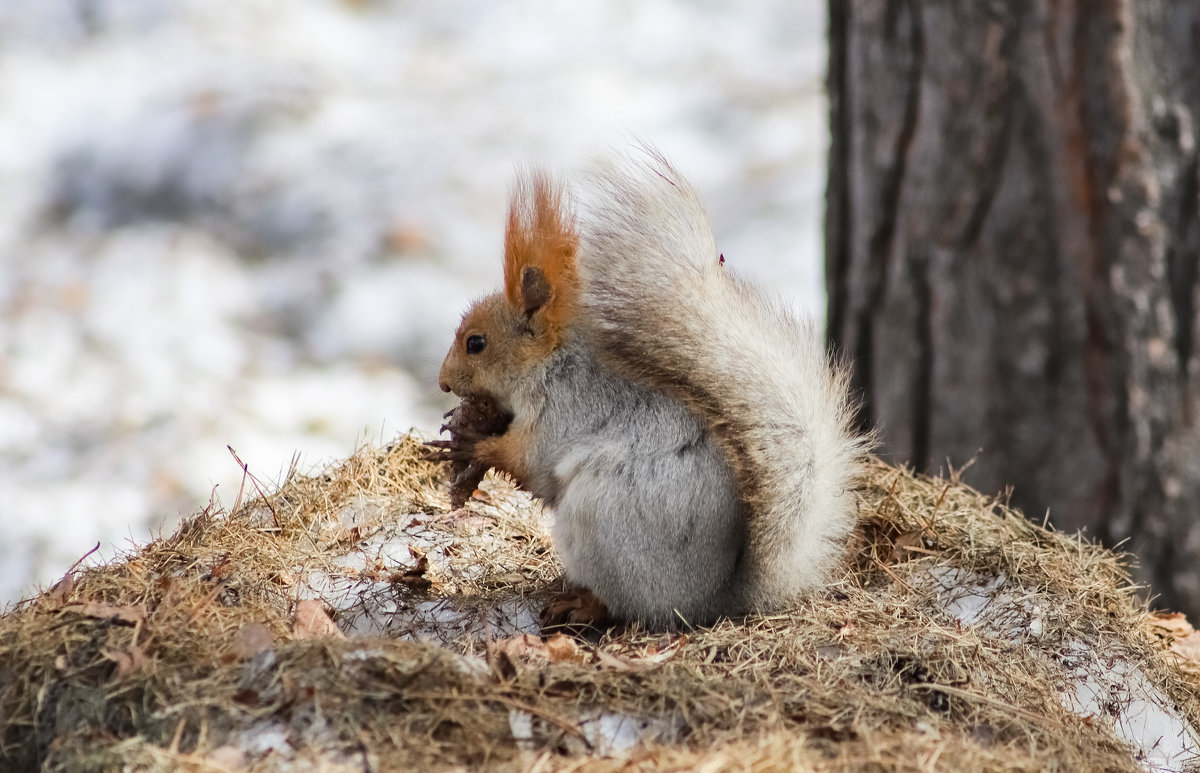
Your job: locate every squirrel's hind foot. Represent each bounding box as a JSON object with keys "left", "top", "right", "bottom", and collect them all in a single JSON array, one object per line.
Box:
[{"left": 541, "top": 587, "right": 613, "bottom": 637}]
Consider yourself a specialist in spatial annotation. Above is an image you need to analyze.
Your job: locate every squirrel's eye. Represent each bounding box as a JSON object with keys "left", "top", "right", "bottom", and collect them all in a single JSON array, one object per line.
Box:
[{"left": 465, "top": 334, "right": 487, "bottom": 355}]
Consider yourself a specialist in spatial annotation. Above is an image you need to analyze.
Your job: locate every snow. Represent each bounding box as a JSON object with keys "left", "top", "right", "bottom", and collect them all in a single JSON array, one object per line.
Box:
[
  {"left": 0, "top": 0, "right": 829, "bottom": 606},
  {"left": 928, "top": 567, "right": 1200, "bottom": 773},
  {"left": 510, "top": 706, "right": 679, "bottom": 757}
]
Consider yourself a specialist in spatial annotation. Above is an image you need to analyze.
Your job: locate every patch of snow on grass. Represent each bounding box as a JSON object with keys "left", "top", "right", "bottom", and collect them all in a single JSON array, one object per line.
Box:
[{"left": 928, "top": 567, "right": 1200, "bottom": 773}]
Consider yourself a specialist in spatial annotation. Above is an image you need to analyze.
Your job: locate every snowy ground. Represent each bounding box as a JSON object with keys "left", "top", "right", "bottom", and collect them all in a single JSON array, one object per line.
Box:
[{"left": 0, "top": 0, "right": 829, "bottom": 606}]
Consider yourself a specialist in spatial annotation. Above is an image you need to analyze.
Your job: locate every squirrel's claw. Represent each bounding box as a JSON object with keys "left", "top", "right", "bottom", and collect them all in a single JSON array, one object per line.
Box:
[
  {"left": 423, "top": 447, "right": 477, "bottom": 463},
  {"left": 443, "top": 422, "right": 492, "bottom": 444}
]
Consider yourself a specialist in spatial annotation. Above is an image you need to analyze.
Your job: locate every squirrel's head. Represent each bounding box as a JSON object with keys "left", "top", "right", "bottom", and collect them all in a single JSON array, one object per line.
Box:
[{"left": 439, "top": 170, "right": 578, "bottom": 413}]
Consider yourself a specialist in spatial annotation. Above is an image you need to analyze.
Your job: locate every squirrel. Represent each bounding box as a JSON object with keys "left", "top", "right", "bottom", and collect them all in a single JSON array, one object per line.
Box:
[{"left": 435, "top": 149, "right": 868, "bottom": 629}]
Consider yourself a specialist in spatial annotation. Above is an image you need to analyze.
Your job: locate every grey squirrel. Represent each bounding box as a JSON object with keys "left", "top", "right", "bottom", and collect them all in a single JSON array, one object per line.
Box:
[{"left": 434, "top": 150, "right": 868, "bottom": 628}]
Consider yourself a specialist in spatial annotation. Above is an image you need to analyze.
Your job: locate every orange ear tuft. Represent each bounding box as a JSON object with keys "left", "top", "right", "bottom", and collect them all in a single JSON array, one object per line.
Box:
[{"left": 502, "top": 169, "right": 579, "bottom": 342}]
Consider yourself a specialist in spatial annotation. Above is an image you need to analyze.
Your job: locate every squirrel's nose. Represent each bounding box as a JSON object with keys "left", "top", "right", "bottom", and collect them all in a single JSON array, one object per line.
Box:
[{"left": 439, "top": 380, "right": 451, "bottom": 393}]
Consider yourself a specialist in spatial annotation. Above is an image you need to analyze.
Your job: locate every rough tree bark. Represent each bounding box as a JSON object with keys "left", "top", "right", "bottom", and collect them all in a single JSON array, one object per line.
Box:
[{"left": 826, "top": 1, "right": 1200, "bottom": 617}]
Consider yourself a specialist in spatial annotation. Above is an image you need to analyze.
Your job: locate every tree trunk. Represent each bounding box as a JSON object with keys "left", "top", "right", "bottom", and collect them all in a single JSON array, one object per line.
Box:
[{"left": 826, "top": 1, "right": 1200, "bottom": 617}]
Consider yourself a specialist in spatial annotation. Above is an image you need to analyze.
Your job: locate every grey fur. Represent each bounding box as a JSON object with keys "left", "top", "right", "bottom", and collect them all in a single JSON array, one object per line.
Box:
[{"left": 505, "top": 336, "right": 748, "bottom": 628}]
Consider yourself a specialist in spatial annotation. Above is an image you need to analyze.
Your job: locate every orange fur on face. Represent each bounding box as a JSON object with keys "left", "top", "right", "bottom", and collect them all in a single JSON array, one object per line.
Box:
[
  {"left": 502, "top": 170, "right": 579, "bottom": 347},
  {"left": 438, "top": 171, "right": 582, "bottom": 407}
]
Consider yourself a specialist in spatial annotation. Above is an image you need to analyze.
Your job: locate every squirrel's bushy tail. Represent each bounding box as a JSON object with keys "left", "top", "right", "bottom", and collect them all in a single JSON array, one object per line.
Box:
[{"left": 573, "top": 149, "right": 869, "bottom": 609}]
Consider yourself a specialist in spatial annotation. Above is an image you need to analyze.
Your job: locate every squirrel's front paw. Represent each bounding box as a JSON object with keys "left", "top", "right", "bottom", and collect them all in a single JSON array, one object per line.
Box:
[{"left": 423, "top": 394, "right": 513, "bottom": 508}]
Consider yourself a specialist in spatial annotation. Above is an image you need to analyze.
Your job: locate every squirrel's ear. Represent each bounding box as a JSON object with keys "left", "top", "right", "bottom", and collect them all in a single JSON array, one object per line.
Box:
[
  {"left": 502, "top": 169, "right": 577, "bottom": 343},
  {"left": 520, "top": 266, "right": 552, "bottom": 318}
]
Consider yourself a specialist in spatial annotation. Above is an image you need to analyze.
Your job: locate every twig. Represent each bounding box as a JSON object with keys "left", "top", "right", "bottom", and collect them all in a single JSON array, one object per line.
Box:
[
  {"left": 228, "top": 445, "right": 280, "bottom": 528},
  {"left": 68, "top": 542, "right": 102, "bottom": 574}
]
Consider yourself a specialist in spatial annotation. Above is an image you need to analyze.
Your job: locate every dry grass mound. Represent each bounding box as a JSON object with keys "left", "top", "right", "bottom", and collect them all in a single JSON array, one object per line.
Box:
[{"left": 2, "top": 434, "right": 1198, "bottom": 772}]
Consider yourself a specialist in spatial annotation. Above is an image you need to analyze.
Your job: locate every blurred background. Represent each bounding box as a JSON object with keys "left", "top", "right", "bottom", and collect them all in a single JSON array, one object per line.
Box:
[{"left": 0, "top": 0, "right": 829, "bottom": 606}]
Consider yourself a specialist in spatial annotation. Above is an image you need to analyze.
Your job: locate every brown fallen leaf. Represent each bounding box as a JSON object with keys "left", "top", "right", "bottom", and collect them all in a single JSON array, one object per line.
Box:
[
  {"left": 594, "top": 649, "right": 639, "bottom": 671},
  {"left": 391, "top": 547, "right": 431, "bottom": 588},
  {"left": 641, "top": 634, "right": 688, "bottom": 664},
  {"left": 544, "top": 634, "right": 587, "bottom": 665},
  {"left": 232, "top": 622, "right": 275, "bottom": 659},
  {"left": 488, "top": 633, "right": 546, "bottom": 681},
  {"left": 1149, "top": 611, "right": 1200, "bottom": 675},
  {"left": 205, "top": 745, "right": 247, "bottom": 771},
  {"left": 103, "top": 644, "right": 147, "bottom": 679},
  {"left": 328, "top": 525, "right": 363, "bottom": 546},
  {"left": 293, "top": 599, "right": 343, "bottom": 639},
  {"left": 1149, "top": 610, "right": 1195, "bottom": 637},
  {"left": 890, "top": 530, "right": 926, "bottom": 559},
  {"left": 494, "top": 633, "right": 546, "bottom": 659},
  {"left": 62, "top": 601, "right": 146, "bottom": 625},
  {"left": 42, "top": 542, "right": 101, "bottom": 606},
  {"left": 44, "top": 572, "right": 75, "bottom": 606}
]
